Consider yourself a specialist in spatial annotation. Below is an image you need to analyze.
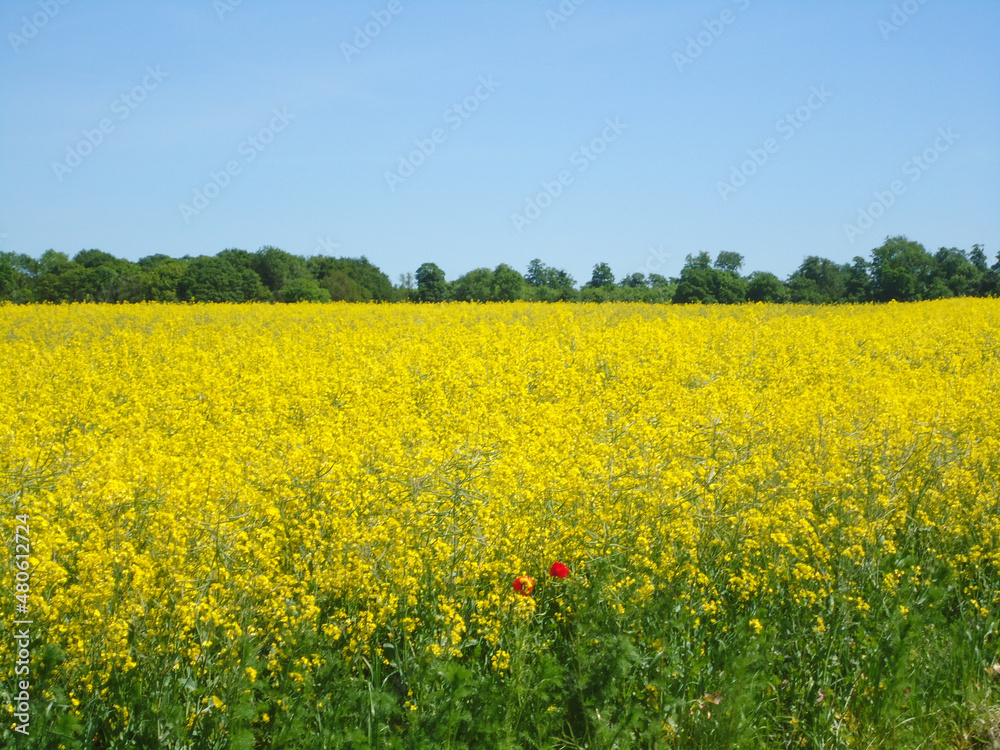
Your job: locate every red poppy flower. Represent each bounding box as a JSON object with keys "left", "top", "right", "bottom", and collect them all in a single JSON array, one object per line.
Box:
[
  {"left": 512, "top": 576, "right": 535, "bottom": 595},
  {"left": 549, "top": 561, "right": 570, "bottom": 578}
]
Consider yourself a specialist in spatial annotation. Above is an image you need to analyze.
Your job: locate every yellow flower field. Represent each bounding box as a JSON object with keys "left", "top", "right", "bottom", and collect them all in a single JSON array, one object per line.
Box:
[{"left": 2, "top": 300, "right": 999, "bottom": 748}]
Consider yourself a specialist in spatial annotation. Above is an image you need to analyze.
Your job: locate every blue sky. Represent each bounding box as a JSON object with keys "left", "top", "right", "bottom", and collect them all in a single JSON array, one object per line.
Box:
[{"left": 1, "top": 0, "right": 997, "bottom": 285}]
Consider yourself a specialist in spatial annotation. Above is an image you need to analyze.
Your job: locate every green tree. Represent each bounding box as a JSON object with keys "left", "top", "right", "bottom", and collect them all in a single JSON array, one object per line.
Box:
[
  {"left": 71, "top": 250, "right": 144, "bottom": 302},
  {"left": 29, "top": 249, "right": 140, "bottom": 303},
  {"left": 524, "top": 259, "right": 576, "bottom": 300},
  {"left": 931, "top": 247, "right": 981, "bottom": 298},
  {"left": 787, "top": 256, "right": 846, "bottom": 304},
  {"left": 646, "top": 274, "right": 675, "bottom": 302},
  {"left": 0, "top": 254, "right": 16, "bottom": 301},
  {"left": 176, "top": 255, "right": 271, "bottom": 303},
  {"left": 969, "top": 244, "right": 989, "bottom": 274},
  {"left": 309, "top": 256, "right": 397, "bottom": 301},
  {"left": 985, "top": 249, "right": 1000, "bottom": 296},
  {"left": 586, "top": 262, "right": 615, "bottom": 289},
  {"left": 526, "top": 259, "right": 574, "bottom": 288},
  {"left": 745, "top": 271, "right": 790, "bottom": 303},
  {"left": 0, "top": 252, "right": 38, "bottom": 302},
  {"left": 104, "top": 264, "right": 145, "bottom": 303},
  {"left": 983, "top": 249, "right": 1000, "bottom": 297},
  {"left": 137, "top": 254, "right": 174, "bottom": 269},
  {"left": 452, "top": 268, "right": 494, "bottom": 302},
  {"left": 491, "top": 263, "right": 526, "bottom": 301},
  {"left": 38, "top": 249, "right": 70, "bottom": 275},
  {"left": 869, "top": 236, "right": 935, "bottom": 302},
  {"left": 968, "top": 244, "right": 991, "bottom": 296},
  {"left": 844, "top": 256, "right": 873, "bottom": 303},
  {"left": 72, "top": 249, "right": 121, "bottom": 268},
  {"left": 672, "top": 252, "right": 716, "bottom": 303},
  {"left": 525, "top": 259, "right": 549, "bottom": 287},
  {"left": 253, "top": 246, "right": 309, "bottom": 295},
  {"left": 320, "top": 271, "right": 366, "bottom": 302},
  {"left": 415, "top": 262, "right": 449, "bottom": 302},
  {"left": 714, "top": 268, "right": 748, "bottom": 304},
  {"left": 138, "top": 257, "right": 189, "bottom": 302},
  {"left": 672, "top": 252, "right": 746, "bottom": 304},
  {"left": 396, "top": 272, "right": 415, "bottom": 301},
  {"left": 46, "top": 264, "right": 97, "bottom": 302},
  {"left": 31, "top": 250, "right": 71, "bottom": 302},
  {"left": 619, "top": 272, "right": 648, "bottom": 289},
  {"left": 714, "top": 251, "right": 744, "bottom": 274},
  {"left": 278, "top": 277, "right": 330, "bottom": 302},
  {"left": 216, "top": 248, "right": 256, "bottom": 270},
  {"left": 648, "top": 273, "right": 671, "bottom": 289},
  {"left": 578, "top": 286, "right": 612, "bottom": 302}
]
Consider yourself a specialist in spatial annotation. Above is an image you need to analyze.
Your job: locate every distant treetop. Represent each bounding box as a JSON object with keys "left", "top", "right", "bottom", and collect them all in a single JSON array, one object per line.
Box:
[{"left": 1, "top": 237, "right": 995, "bottom": 305}]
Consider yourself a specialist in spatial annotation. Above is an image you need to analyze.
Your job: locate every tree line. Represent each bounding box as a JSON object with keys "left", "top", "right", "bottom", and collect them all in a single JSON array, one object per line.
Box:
[{"left": 0, "top": 236, "right": 996, "bottom": 305}]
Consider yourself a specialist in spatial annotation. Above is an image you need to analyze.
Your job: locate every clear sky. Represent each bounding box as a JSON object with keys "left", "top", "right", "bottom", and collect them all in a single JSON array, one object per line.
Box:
[{"left": 1, "top": 0, "right": 998, "bottom": 285}]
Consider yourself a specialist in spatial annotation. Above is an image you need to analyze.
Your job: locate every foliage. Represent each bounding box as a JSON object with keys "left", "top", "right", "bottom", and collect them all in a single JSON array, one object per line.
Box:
[
  {"left": 787, "top": 256, "right": 846, "bottom": 304},
  {"left": 320, "top": 271, "right": 366, "bottom": 302},
  {"left": 308, "top": 256, "right": 397, "bottom": 302},
  {"left": 452, "top": 267, "right": 495, "bottom": 302},
  {"left": 277, "top": 277, "right": 331, "bottom": 303},
  {"left": 586, "top": 262, "right": 616, "bottom": 289},
  {"left": 713, "top": 251, "right": 744, "bottom": 274},
  {"left": 176, "top": 255, "right": 272, "bottom": 303},
  {"left": 137, "top": 255, "right": 189, "bottom": 303},
  {"left": 673, "top": 252, "right": 747, "bottom": 304},
  {"left": 1, "top": 236, "right": 997, "bottom": 306},
  {"left": 745, "top": 271, "right": 790, "bottom": 303},
  {"left": 0, "top": 254, "right": 20, "bottom": 301},
  {"left": 869, "top": 235, "right": 937, "bottom": 302},
  {"left": 416, "top": 262, "right": 450, "bottom": 303},
  {"left": 844, "top": 256, "right": 873, "bottom": 303},
  {"left": 490, "top": 264, "right": 526, "bottom": 302},
  {"left": 252, "top": 246, "right": 310, "bottom": 295},
  {"left": 933, "top": 247, "right": 982, "bottom": 298},
  {"left": 526, "top": 259, "right": 576, "bottom": 295}
]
